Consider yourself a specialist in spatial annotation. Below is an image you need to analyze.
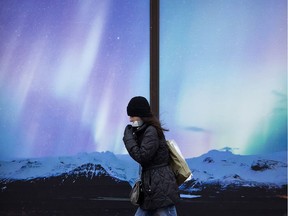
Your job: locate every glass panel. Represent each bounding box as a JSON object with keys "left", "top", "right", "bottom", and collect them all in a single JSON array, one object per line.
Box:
[
  {"left": 160, "top": 0, "right": 287, "bottom": 157},
  {"left": 0, "top": 0, "right": 150, "bottom": 159}
]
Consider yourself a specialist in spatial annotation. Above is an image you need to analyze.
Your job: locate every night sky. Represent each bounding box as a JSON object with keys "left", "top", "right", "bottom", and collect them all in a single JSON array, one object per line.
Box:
[
  {"left": 0, "top": 0, "right": 286, "bottom": 160},
  {"left": 0, "top": 0, "right": 150, "bottom": 159},
  {"left": 160, "top": 0, "right": 287, "bottom": 157}
]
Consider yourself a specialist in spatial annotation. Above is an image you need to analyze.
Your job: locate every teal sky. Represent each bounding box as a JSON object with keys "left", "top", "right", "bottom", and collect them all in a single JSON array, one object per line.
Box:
[{"left": 160, "top": 0, "right": 287, "bottom": 157}]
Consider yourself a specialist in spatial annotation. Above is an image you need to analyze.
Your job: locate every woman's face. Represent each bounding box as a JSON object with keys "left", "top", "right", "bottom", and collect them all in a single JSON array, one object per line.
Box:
[{"left": 129, "top": 116, "right": 143, "bottom": 127}]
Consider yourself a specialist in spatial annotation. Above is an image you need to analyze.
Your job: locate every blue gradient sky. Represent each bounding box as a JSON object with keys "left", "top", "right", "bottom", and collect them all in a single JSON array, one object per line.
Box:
[{"left": 0, "top": 0, "right": 286, "bottom": 160}]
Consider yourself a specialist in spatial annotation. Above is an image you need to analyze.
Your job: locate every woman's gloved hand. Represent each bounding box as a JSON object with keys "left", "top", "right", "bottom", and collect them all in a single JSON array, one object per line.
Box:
[{"left": 123, "top": 124, "right": 134, "bottom": 142}]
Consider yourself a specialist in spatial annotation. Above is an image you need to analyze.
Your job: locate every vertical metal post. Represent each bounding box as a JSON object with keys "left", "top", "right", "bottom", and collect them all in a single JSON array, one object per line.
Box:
[{"left": 150, "top": 0, "right": 160, "bottom": 118}]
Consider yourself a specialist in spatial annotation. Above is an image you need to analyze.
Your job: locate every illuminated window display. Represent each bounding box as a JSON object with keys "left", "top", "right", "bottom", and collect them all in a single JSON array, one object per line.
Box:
[{"left": 0, "top": 1, "right": 286, "bottom": 215}]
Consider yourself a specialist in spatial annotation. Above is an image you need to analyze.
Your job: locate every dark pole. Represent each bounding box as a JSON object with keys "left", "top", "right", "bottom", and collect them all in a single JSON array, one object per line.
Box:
[{"left": 150, "top": 0, "right": 160, "bottom": 119}]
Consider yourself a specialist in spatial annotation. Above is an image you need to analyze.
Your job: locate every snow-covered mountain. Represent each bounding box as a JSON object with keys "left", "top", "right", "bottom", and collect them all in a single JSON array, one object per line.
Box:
[
  {"left": 186, "top": 150, "right": 287, "bottom": 187},
  {"left": 0, "top": 150, "right": 286, "bottom": 190},
  {"left": 0, "top": 151, "right": 139, "bottom": 185}
]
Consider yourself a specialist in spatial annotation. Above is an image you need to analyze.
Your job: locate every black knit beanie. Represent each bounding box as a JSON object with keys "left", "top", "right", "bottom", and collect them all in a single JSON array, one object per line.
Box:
[{"left": 127, "top": 96, "right": 152, "bottom": 117}]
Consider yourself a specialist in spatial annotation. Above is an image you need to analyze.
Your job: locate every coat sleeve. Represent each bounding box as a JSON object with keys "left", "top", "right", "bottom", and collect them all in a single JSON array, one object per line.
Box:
[{"left": 124, "top": 126, "right": 159, "bottom": 165}]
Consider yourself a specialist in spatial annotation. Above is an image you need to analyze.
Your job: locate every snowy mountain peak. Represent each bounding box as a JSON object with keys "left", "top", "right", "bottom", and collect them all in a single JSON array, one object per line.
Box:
[
  {"left": 0, "top": 150, "right": 286, "bottom": 189},
  {"left": 187, "top": 150, "right": 287, "bottom": 187},
  {"left": 68, "top": 163, "right": 109, "bottom": 178}
]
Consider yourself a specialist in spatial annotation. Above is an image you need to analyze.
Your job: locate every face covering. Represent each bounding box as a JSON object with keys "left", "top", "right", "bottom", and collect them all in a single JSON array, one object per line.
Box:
[{"left": 131, "top": 120, "right": 143, "bottom": 127}]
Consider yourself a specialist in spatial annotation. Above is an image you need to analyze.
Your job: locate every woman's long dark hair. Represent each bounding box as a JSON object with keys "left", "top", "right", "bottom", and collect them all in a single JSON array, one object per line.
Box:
[{"left": 141, "top": 114, "right": 168, "bottom": 139}]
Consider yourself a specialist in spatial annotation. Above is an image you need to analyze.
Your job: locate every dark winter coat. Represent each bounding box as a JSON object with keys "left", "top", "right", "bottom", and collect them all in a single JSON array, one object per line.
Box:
[{"left": 123, "top": 124, "right": 179, "bottom": 210}]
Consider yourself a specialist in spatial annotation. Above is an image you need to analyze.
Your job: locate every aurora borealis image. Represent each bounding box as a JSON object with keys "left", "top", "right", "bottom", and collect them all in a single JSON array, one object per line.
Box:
[
  {"left": 160, "top": 0, "right": 286, "bottom": 157},
  {"left": 0, "top": 0, "right": 286, "bottom": 160},
  {"left": 0, "top": 0, "right": 150, "bottom": 159}
]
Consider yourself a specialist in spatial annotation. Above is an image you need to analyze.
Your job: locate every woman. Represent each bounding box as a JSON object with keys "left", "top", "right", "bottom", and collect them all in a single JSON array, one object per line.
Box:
[{"left": 123, "top": 96, "right": 179, "bottom": 216}]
